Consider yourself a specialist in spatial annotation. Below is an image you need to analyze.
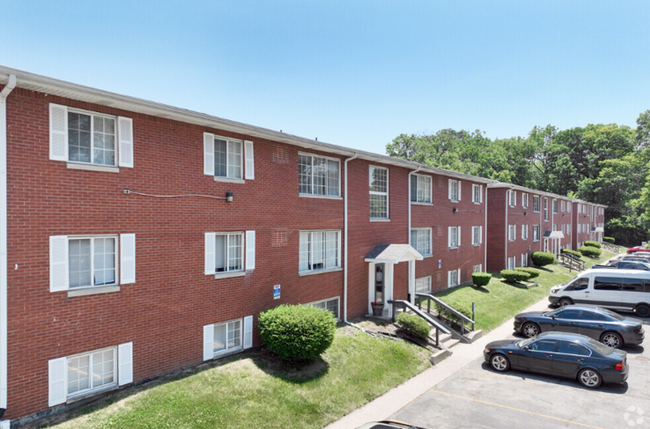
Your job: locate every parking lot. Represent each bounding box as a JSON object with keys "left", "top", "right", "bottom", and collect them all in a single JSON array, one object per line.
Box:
[{"left": 391, "top": 309, "right": 650, "bottom": 429}]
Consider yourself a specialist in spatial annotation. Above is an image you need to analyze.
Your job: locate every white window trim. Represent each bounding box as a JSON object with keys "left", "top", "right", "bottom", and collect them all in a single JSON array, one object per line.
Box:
[
  {"left": 471, "top": 225, "right": 482, "bottom": 246},
  {"left": 471, "top": 184, "right": 483, "bottom": 204},
  {"left": 369, "top": 166, "right": 389, "bottom": 220},
  {"left": 533, "top": 225, "right": 540, "bottom": 242},
  {"left": 213, "top": 232, "right": 246, "bottom": 277},
  {"left": 552, "top": 199, "right": 558, "bottom": 214},
  {"left": 211, "top": 318, "right": 244, "bottom": 358},
  {"left": 522, "top": 224, "right": 528, "bottom": 240},
  {"left": 305, "top": 296, "right": 341, "bottom": 320},
  {"left": 207, "top": 133, "right": 245, "bottom": 181},
  {"left": 533, "top": 196, "right": 540, "bottom": 213},
  {"left": 411, "top": 228, "right": 433, "bottom": 257},
  {"left": 411, "top": 173, "right": 433, "bottom": 204},
  {"left": 447, "top": 269, "right": 460, "bottom": 288},
  {"left": 415, "top": 276, "right": 432, "bottom": 294},
  {"left": 299, "top": 230, "right": 342, "bottom": 274},
  {"left": 508, "top": 225, "right": 516, "bottom": 242},
  {"left": 448, "top": 226, "right": 461, "bottom": 249},
  {"left": 509, "top": 190, "right": 516, "bottom": 207},
  {"left": 522, "top": 193, "right": 529, "bottom": 208},
  {"left": 299, "top": 152, "right": 342, "bottom": 198},
  {"left": 543, "top": 198, "right": 549, "bottom": 221},
  {"left": 65, "top": 346, "right": 118, "bottom": 401},
  {"left": 448, "top": 179, "right": 461, "bottom": 202},
  {"left": 473, "top": 264, "right": 482, "bottom": 273}
]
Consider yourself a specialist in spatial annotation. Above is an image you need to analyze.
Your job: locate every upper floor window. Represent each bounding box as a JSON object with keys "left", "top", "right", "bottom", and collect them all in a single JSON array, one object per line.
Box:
[
  {"left": 552, "top": 200, "right": 558, "bottom": 214},
  {"left": 552, "top": 224, "right": 558, "bottom": 231},
  {"left": 299, "top": 230, "right": 341, "bottom": 273},
  {"left": 543, "top": 198, "right": 549, "bottom": 221},
  {"left": 49, "top": 104, "right": 134, "bottom": 169},
  {"left": 522, "top": 224, "right": 529, "bottom": 240},
  {"left": 568, "top": 203, "right": 572, "bottom": 213},
  {"left": 533, "top": 225, "right": 540, "bottom": 241},
  {"left": 508, "top": 225, "right": 516, "bottom": 241},
  {"left": 299, "top": 154, "right": 340, "bottom": 197},
  {"left": 411, "top": 228, "right": 432, "bottom": 256},
  {"left": 509, "top": 190, "right": 517, "bottom": 207},
  {"left": 471, "top": 226, "right": 483, "bottom": 246},
  {"left": 205, "top": 231, "right": 255, "bottom": 277},
  {"left": 472, "top": 184, "right": 483, "bottom": 204},
  {"left": 561, "top": 200, "right": 566, "bottom": 212},
  {"left": 448, "top": 226, "right": 461, "bottom": 248},
  {"left": 522, "top": 193, "right": 529, "bottom": 208},
  {"left": 204, "top": 133, "right": 254, "bottom": 181},
  {"left": 448, "top": 179, "right": 461, "bottom": 202},
  {"left": 533, "top": 196, "right": 540, "bottom": 212},
  {"left": 410, "top": 174, "right": 432, "bottom": 204},
  {"left": 369, "top": 167, "right": 389, "bottom": 219}
]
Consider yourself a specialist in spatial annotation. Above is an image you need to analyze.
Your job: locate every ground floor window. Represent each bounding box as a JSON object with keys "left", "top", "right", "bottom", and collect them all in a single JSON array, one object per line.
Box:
[
  {"left": 213, "top": 319, "right": 242, "bottom": 356},
  {"left": 473, "top": 264, "right": 482, "bottom": 273},
  {"left": 507, "top": 256, "right": 516, "bottom": 269},
  {"left": 415, "top": 276, "right": 432, "bottom": 293},
  {"left": 306, "top": 297, "right": 340, "bottom": 319},
  {"left": 67, "top": 348, "right": 116, "bottom": 397},
  {"left": 448, "top": 269, "right": 460, "bottom": 288},
  {"left": 521, "top": 253, "right": 528, "bottom": 267}
]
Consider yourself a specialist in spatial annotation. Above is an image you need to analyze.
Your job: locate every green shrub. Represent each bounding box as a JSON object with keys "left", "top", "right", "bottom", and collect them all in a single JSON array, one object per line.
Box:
[
  {"left": 584, "top": 240, "right": 602, "bottom": 249},
  {"left": 396, "top": 312, "right": 431, "bottom": 339},
  {"left": 433, "top": 302, "right": 473, "bottom": 324},
  {"left": 500, "top": 269, "right": 531, "bottom": 283},
  {"left": 579, "top": 245, "right": 602, "bottom": 257},
  {"left": 514, "top": 267, "right": 540, "bottom": 279},
  {"left": 258, "top": 305, "right": 336, "bottom": 361},
  {"left": 561, "top": 248, "right": 582, "bottom": 259},
  {"left": 603, "top": 237, "right": 615, "bottom": 244},
  {"left": 472, "top": 272, "right": 492, "bottom": 287},
  {"left": 531, "top": 252, "right": 556, "bottom": 266}
]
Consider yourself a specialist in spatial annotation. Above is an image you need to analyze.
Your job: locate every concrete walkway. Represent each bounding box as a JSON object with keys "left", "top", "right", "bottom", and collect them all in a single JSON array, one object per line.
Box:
[{"left": 324, "top": 297, "right": 552, "bottom": 429}]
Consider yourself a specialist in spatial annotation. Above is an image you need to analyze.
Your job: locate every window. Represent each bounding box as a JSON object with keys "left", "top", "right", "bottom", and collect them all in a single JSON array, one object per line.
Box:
[
  {"left": 67, "top": 347, "right": 116, "bottom": 397},
  {"left": 214, "top": 136, "right": 242, "bottom": 179},
  {"left": 529, "top": 339, "right": 556, "bottom": 352},
  {"left": 561, "top": 224, "right": 565, "bottom": 234},
  {"left": 521, "top": 253, "right": 528, "bottom": 267},
  {"left": 215, "top": 232, "right": 244, "bottom": 273},
  {"left": 543, "top": 198, "right": 549, "bottom": 221},
  {"left": 299, "top": 230, "right": 341, "bottom": 272},
  {"left": 411, "top": 228, "right": 432, "bottom": 256},
  {"left": 212, "top": 319, "right": 242, "bottom": 356},
  {"left": 448, "top": 179, "right": 461, "bottom": 202},
  {"left": 533, "top": 225, "right": 540, "bottom": 242},
  {"left": 448, "top": 226, "right": 461, "bottom": 248},
  {"left": 369, "top": 166, "right": 389, "bottom": 219},
  {"left": 509, "top": 190, "right": 516, "bottom": 207},
  {"left": 415, "top": 277, "right": 432, "bottom": 294},
  {"left": 448, "top": 269, "right": 460, "bottom": 288},
  {"left": 306, "top": 297, "right": 340, "bottom": 319},
  {"left": 49, "top": 234, "right": 135, "bottom": 293},
  {"left": 561, "top": 201, "right": 566, "bottom": 212},
  {"left": 472, "top": 184, "right": 483, "bottom": 204},
  {"left": 299, "top": 153, "right": 340, "bottom": 197},
  {"left": 578, "top": 204, "right": 581, "bottom": 214},
  {"left": 568, "top": 203, "right": 572, "bottom": 213},
  {"left": 522, "top": 193, "right": 529, "bottom": 208},
  {"left": 410, "top": 174, "right": 432, "bottom": 203},
  {"left": 567, "top": 224, "right": 571, "bottom": 235},
  {"left": 557, "top": 341, "right": 589, "bottom": 356},
  {"left": 508, "top": 225, "right": 516, "bottom": 241},
  {"left": 594, "top": 277, "right": 622, "bottom": 291},
  {"left": 556, "top": 309, "right": 582, "bottom": 320},
  {"left": 566, "top": 278, "right": 588, "bottom": 291},
  {"left": 522, "top": 225, "right": 528, "bottom": 240},
  {"left": 533, "top": 196, "right": 540, "bottom": 212},
  {"left": 507, "top": 256, "right": 516, "bottom": 269},
  {"left": 552, "top": 200, "right": 558, "bottom": 214},
  {"left": 552, "top": 224, "right": 557, "bottom": 232},
  {"left": 473, "top": 264, "right": 482, "bottom": 273},
  {"left": 471, "top": 226, "right": 482, "bottom": 246}
]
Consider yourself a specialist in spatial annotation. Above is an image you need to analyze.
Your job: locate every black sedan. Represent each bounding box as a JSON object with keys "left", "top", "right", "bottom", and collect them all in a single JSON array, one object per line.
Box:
[
  {"left": 513, "top": 305, "right": 644, "bottom": 348},
  {"left": 484, "top": 332, "right": 628, "bottom": 388}
]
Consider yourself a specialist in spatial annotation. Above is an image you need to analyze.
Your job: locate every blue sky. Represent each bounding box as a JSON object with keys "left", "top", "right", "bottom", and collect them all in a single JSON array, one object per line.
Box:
[{"left": 2, "top": 1, "right": 649, "bottom": 155}]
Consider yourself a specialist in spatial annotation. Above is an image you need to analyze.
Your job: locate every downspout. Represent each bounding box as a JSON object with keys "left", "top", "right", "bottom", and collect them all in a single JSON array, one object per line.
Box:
[
  {"left": 343, "top": 152, "right": 358, "bottom": 323},
  {"left": 407, "top": 166, "right": 420, "bottom": 305},
  {"left": 0, "top": 74, "right": 17, "bottom": 421},
  {"left": 504, "top": 189, "right": 509, "bottom": 269},
  {"left": 484, "top": 185, "right": 488, "bottom": 270}
]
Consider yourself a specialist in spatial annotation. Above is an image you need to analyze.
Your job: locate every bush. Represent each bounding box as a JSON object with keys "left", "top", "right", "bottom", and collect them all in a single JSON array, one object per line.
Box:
[
  {"left": 472, "top": 272, "right": 492, "bottom": 287},
  {"left": 433, "top": 302, "right": 473, "bottom": 324},
  {"left": 500, "top": 269, "right": 531, "bottom": 283},
  {"left": 561, "top": 248, "right": 582, "bottom": 259},
  {"left": 579, "top": 246, "right": 602, "bottom": 257},
  {"left": 531, "top": 252, "right": 556, "bottom": 266},
  {"left": 396, "top": 312, "right": 430, "bottom": 339},
  {"left": 603, "top": 237, "right": 615, "bottom": 244},
  {"left": 514, "top": 267, "right": 540, "bottom": 279},
  {"left": 584, "top": 241, "right": 602, "bottom": 249},
  {"left": 258, "top": 305, "right": 336, "bottom": 361}
]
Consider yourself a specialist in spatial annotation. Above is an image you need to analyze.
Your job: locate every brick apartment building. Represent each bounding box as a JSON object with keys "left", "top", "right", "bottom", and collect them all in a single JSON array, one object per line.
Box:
[
  {"left": 572, "top": 201, "right": 606, "bottom": 249},
  {"left": 0, "top": 66, "right": 605, "bottom": 426}
]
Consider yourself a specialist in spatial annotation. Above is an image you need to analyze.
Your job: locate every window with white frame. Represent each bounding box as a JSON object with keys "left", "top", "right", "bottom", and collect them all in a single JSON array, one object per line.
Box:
[
  {"left": 578, "top": 204, "right": 582, "bottom": 214},
  {"left": 410, "top": 174, "right": 432, "bottom": 203},
  {"left": 508, "top": 225, "right": 516, "bottom": 241},
  {"left": 214, "top": 136, "right": 242, "bottom": 179},
  {"left": 306, "top": 297, "right": 340, "bottom": 319},
  {"left": 577, "top": 224, "right": 581, "bottom": 234},
  {"left": 215, "top": 232, "right": 244, "bottom": 273},
  {"left": 533, "top": 196, "right": 540, "bottom": 212},
  {"left": 533, "top": 225, "right": 540, "bottom": 241},
  {"left": 299, "top": 230, "right": 340, "bottom": 272},
  {"left": 448, "top": 226, "right": 461, "bottom": 248},
  {"left": 411, "top": 228, "right": 432, "bottom": 256},
  {"left": 552, "top": 224, "right": 557, "bottom": 231},
  {"left": 522, "top": 224, "right": 528, "bottom": 240},
  {"left": 507, "top": 256, "right": 516, "bottom": 269},
  {"left": 415, "top": 277, "right": 432, "bottom": 293},
  {"left": 448, "top": 179, "right": 461, "bottom": 202},
  {"left": 562, "top": 224, "right": 565, "bottom": 234},
  {"left": 567, "top": 224, "right": 571, "bottom": 235},
  {"left": 369, "top": 166, "right": 389, "bottom": 219},
  {"left": 561, "top": 200, "right": 566, "bottom": 212},
  {"left": 299, "top": 153, "right": 340, "bottom": 197},
  {"left": 472, "top": 184, "right": 483, "bottom": 204},
  {"left": 509, "top": 190, "right": 516, "bottom": 207},
  {"left": 473, "top": 264, "right": 482, "bottom": 273},
  {"left": 448, "top": 269, "right": 460, "bottom": 288},
  {"left": 552, "top": 200, "right": 558, "bottom": 214},
  {"left": 543, "top": 198, "right": 549, "bottom": 220},
  {"left": 522, "top": 192, "right": 529, "bottom": 208},
  {"left": 521, "top": 253, "right": 528, "bottom": 267},
  {"left": 49, "top": 234, "right": 136, "bottom": 293},
  {"left": 568, "top": 202, "right": 572, "bottom": 213},
  {"left": 471, "top": 226, "right": 482, "bottom": 246},
  {"left": 212, "top": 319, "right": 242, "bottom": 356}
]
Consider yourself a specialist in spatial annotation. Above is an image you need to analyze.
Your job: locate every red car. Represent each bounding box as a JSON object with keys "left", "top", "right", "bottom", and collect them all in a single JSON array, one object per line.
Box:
[{"left": 627, "top": 246, "right": 650, "bottom": 254}]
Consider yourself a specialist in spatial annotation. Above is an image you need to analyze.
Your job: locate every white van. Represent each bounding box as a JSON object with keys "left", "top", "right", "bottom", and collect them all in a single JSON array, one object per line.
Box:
[{"left": 549, "top": 269, "right": 650, "bottom": 317}]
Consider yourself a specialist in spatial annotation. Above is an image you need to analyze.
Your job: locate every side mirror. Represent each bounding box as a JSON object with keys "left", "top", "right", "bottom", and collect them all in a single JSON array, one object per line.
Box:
[{"left": 523, "top": 346, "right": 530, "bottom": 351}]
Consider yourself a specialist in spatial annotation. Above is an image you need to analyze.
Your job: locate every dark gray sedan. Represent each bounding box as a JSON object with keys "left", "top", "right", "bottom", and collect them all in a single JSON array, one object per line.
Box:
[{"left": 513, "top": 305, "right": 644, "bottom": 348}]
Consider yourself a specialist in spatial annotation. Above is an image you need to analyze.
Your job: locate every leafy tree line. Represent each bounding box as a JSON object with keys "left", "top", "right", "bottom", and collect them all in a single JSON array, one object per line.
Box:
[{"left": 386, "top": 110, "right": 650, "bottom": 246}]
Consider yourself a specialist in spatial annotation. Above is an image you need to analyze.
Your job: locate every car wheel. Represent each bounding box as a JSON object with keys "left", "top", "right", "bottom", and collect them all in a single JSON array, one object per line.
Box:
[
  {"left": 559, "top": 298, "right": 573, "bottom": 307},
  {"left": 522, "top": 322, "right": 540, "bottom": 338},
  {"left": 578, "top": 368, "right": 602, "bottom": 388},
  {"left": 600, "top": 332, "right": 623, "bottom": 348},
  {"left": 490, "top": 353, "right": 510, "bottom": 372},
  {"left": 636, "top": 304, "right": 650, "bottom": 318}
]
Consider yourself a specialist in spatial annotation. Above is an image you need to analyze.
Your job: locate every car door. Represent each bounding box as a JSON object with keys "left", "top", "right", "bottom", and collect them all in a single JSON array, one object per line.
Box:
[
  {"left": 552, "top": 340, "right": 591, "bottom": 377},
  {"left": 549, "top": 309, "right": 583, "bottom": 332},
  {"left": 518, "top": 338, "right": 556, "bottom": 373},
  {"left": 564, "top": 278, "right": 590, "bottom": 304},
  {"left": 572, "top": 309, "right": 607, "bottom": 340},
  {"left": 591, "top": 276, "right": 623, "bottom": 308}
]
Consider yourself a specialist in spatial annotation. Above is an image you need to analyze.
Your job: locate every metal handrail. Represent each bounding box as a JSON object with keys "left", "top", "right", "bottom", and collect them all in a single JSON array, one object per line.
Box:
[
  {"left": 416, "top": 293, "right": 474, "bottom": 327},
  {"left": 558, "top": 253, "right": 585, "bottom": 272},
  {"left": 388, "top": 299, "right": 451, "bottom": 346}
]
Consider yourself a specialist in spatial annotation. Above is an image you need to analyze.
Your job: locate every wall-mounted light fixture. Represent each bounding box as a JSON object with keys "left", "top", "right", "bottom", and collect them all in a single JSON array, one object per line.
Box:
[
  {"left": 226, "top": 192, "right": 234, "bottom": 202},
  {"left": 453, "top": 207, "right": 458, "bottom": 213},
  {"left": 524, "top": 212, "right": 527, "bottom": 216}
]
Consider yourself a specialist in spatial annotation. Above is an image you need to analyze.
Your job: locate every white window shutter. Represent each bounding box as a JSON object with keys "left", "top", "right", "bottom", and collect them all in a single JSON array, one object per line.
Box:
[
  {"left": 458, "top": 181, "right": 461, "bottom": 201},
  {"left": 203, "top": 324, "right": 214, "bottom": 361},
  {"left": 50, "top": 236, "right": 68, "bottom": 292},
  {"left": 205, "top": 232, "right": 216, "bottom": 275},
  {"left": 118, "top": 342, "right": 133, "bottom": 386},
  {"left": 243, "top": 315, "right": 253, "bottom": 349},
  {"left": 457, "top": 268, "right": 461, "bottom": 285},
  {"left": 457, "top": 226, "right": 461, "bottom": 246},
  {"left": 447, "top": 271, "right": 452, "bottom": 288},
  {"left": 120, "top": 234, "right": 136, "bottom": 285},
  {"left": 48, "top": 357, "right": 67, "bottom": 406},
  {"left": 448, "top": 180, "right": 452, "bottom": 200},
  {"left": 480, "top": 226, "right": 483, "bottom": 244},
  {"left": 203, "top": 133, "right": 214, "bottom": 176},
  {"left": 244, "top": 140, "right": 254, "bottom": 180},
  {"left": 448, "top": 227, "right": 452, "bottom": 247},
  {"left": 118, "top": 117, "right": 134, "bottom": 168},
  {"left": 480, "top": 185, "right": 483, "bottom": 203},
  {"left": 49, "top": 104, "right": 68, "bottom": 161},
  {"left": 245, "top": 231, "right": 255, "bottom": 270}
]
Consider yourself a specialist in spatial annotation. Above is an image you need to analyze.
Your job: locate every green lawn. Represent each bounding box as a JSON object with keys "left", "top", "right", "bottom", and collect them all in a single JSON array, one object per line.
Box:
[{"left": 44, "top": 328, "right": 431, "bottom": 429}]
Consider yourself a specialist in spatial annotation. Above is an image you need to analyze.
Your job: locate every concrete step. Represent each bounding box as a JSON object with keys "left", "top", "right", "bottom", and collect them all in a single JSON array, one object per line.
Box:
[
  {"left": 464, "top": 329, "right": 484, "bottom": 343},
  {"left": 444, "top": 338, "right": 461, "bottom": 349},
  {"left": 430, "top": 347, "right": 452, "bottom": 365}
]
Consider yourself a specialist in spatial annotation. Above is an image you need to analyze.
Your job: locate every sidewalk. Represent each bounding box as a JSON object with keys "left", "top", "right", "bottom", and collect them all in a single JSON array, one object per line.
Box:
[{"left": 324, "top": 297, "right": 552, "bottom": 429}]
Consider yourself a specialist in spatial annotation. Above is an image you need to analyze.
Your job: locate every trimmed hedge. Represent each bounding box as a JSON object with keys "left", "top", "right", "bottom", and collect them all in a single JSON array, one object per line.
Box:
[
  {"left": 258, "top": 304, "right": 336, "bottom": 361},
  {"left": 434, "top": 302, "right": 473, "bottom": 324},
  {"left": 396, "top": 312, "right": 431, "bottom": 339},
  {"left": 561, "top": 248, "right": 582, "bottom": 259},
  {"left": 514, "top": 267, "right": 540, "bottom": 279},
  {"left": 472, "top": 272, "right": 492, "bottom": 287},
  {"left": 579, "top": 245, "right": 602, "bottom": 257},
  {"left": 531, "top": 251, "right": 556, "bottom": 266},
  {"left": 584, "top": 241, "right": 602, "bottom": 249},
  {"left": 500, "top": 269, "right": 531, "bottom": 283},
  {"left": 603, "top": 237, "right": 615, "bottom": 244}
]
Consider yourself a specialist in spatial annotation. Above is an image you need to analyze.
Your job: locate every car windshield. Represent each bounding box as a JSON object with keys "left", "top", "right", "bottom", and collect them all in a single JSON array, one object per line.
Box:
[{"left": 517, "top": 337, "right": 538, "bottom": 348}]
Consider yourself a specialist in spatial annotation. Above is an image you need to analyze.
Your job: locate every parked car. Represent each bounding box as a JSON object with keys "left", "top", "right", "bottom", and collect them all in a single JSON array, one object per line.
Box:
[
  {"left": 593, "top": 260, "right": 650, "bottom": 271},
  {"left": 356, "top": 421, "right": 427, "bottom": 429},
  {"left": 548, "top": 268, "right": 650, "bottom": 317},
  {"left": 484, "top": 332, "right": 629, "bottom": 388},
  {"left": 628, "top": 246, "right": 650, "bottom": 254},
  {"left": 513, "top": 305, "right": 644, "bottom": 348}
]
